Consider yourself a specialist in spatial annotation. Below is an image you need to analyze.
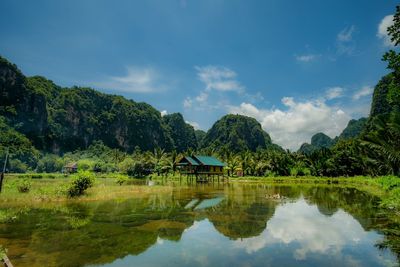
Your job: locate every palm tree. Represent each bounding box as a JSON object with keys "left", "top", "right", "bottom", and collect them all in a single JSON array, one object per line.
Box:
[
  {"left": 152, "top": 147, "right": 167, "bottom": 176},
  {"left": 362, "top": 114, "right": 400, "bottom": 175}
]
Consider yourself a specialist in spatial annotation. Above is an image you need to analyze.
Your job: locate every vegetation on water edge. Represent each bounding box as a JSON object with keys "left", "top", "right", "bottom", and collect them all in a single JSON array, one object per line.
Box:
[{"left": 0, "top": 173, "right": 399, "bottom": 214}]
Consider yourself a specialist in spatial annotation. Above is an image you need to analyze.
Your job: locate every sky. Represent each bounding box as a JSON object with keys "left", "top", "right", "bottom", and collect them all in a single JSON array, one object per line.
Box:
[{"left": 0, "top": 0, "right": 398, "bottom": 150}]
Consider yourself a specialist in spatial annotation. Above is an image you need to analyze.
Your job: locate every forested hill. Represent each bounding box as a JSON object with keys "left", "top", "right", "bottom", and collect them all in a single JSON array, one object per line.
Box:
[
  {"left": 0, "top": 56, "right": 281, "bottom": 155},
  {"left": 201, "top": 114, "right": 281, "bottom": 152},
  {"left": 0, "top": 56, "right": 195, "bottom": 153},
  {"left": 298, "top": 71, "right": 399, "bottom": 154}
]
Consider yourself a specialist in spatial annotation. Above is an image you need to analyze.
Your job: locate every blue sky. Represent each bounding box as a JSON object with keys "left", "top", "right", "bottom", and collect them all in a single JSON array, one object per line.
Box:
[{"left": 0, "top": 0, "right": 397, "bottom": 149}]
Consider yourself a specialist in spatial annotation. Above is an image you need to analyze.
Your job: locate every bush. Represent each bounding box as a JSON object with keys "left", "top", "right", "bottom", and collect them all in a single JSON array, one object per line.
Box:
[
  {"left": 67, "top": 171, "right": 95, "bottom": 197},
  {"left": 17, "top": 179, "right": 31, "bottom": 193},
  {"left": 115, "top": 175, "right": 128, "bottom": 185}
]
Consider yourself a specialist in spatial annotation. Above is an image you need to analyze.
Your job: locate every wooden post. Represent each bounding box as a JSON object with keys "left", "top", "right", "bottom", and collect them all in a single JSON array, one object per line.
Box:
[
  {"left": 0, "top": 149, "right": 9, "bottom": 193},
  {"left": 2, "top": 254, "right": 14, "bottom": 267}
]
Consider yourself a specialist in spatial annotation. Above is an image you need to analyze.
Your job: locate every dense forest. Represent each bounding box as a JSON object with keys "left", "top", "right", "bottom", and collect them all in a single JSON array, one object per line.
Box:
[{"left": 0, "top": 7, "right": 400, "bottom": 177}]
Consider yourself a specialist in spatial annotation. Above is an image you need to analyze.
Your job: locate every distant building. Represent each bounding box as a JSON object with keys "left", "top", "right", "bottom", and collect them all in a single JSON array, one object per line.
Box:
[
  {"left": 177, "top": 155, "right": 225, "bottom": 176},
  {"left": 63, "top": 162, "right": 78, "bottom": 174}
]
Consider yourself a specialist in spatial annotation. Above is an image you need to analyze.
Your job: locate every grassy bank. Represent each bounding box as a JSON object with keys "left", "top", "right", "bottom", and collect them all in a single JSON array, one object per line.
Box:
[
  {"left": 0, "top": 173, "right": 173, "bottom": 207},
  {"left": 1, "top": 173, "right": 399, "bottom": 212}
]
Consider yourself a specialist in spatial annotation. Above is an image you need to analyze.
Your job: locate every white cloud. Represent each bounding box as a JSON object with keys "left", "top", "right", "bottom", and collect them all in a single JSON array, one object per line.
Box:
[
  {"left": 352, "top": 86, "right": 373, "bottom": 100},
  {"left": 183, "top": 97, "right": 193, "bottom": 108},
  {"left": 195, "top": 65, "right": 244, "bottom": 92},
  {"left": 160, "top": 110, "right": 168, "bottom": 117},
  {"left": 325, "top": 87, "right": 344, "bottom": 100},
  {"left": 228, "top": 97, "right": 350, "bottom": 150},
  {"left": 337, "top": 25, "right": 355, "bottom": 42},
  {"left": 296, "top": 54, "right": 317, "bottom": 62},
  {"left": 336, "top": 25, "right": 356, "bottom": 55},
  {"left": 195, "top": 92, "right": 208, "bottom": 103},
  {"left": 93, "top": 66, "right": 168, "bottom": 93},
  {"left": 186, "top": 121, "right": 200, "bottom": 130},
  {"left": 377, "top": 15, "right": 395, "bottom": 47}
]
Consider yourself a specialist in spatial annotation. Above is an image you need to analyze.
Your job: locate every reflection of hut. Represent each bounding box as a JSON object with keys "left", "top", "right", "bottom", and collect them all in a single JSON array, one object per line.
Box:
[
  {"left": 63, "top": 162, "right": 78, "bottom": 173},
  {"left": 177, "top": 155, "right": 226, "bottom": 181}
]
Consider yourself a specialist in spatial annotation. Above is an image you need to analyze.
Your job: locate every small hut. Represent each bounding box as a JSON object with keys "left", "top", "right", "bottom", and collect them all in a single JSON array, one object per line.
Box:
[
  {"left": 63, "top": 162, "right": 78, "bottom": 174},
  {"left": 177, "top": 155, "right": 225, "bottom": 181}
]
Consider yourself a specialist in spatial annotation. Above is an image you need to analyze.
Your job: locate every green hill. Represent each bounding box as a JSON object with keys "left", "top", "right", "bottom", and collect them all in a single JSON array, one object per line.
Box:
[{"left": 201, "top": 114, "right": 276, "bottom": 152}]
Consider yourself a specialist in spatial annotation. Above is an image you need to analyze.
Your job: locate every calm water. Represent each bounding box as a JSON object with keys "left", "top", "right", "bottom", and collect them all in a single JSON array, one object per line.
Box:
[{"left": 0, "top": 183, "right": 399, "bottom": 267}]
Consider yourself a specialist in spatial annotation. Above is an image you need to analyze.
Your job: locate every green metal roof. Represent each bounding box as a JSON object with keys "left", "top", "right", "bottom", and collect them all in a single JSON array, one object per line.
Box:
[
  {"left": 193, "top": 155, "right": 226, "bottom": 167},
  {"left": 185, "top": 156, "right": 200, "bottom": 166}
]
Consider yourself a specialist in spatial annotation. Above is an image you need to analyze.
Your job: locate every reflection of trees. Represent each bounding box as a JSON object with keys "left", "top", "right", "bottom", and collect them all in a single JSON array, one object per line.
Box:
[
  {"left": 303, "top": 186, "right": 382, "bottom": 230},
  {"left": 205, "top": 184, "right": 280, "bottom": 239},
  {"left": 207, "top": 201, "right": 276, "bottom": 239},
  {"left": 0, "top": 195, "right": 195, "bottom": 267},
  {"left": 0, "top": 184, "right": 399, "bottom": 265}
]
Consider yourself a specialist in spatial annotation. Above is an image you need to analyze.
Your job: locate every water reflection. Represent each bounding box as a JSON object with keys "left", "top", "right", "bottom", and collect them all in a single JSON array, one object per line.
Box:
[{"left": 0, "top": 184, "right": 398, "bottom": 267}]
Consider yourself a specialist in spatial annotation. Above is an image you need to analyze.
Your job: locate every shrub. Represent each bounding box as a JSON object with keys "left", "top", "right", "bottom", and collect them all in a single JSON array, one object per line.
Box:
[
  {"left": 115, "top": 175, "right": 128, "bottom": 185},
  {"left": 17, "top": 179, "right": 31, "bottom": 193},
  {"left": 67, "top": 171, "right": 95, "bottom": 197}
]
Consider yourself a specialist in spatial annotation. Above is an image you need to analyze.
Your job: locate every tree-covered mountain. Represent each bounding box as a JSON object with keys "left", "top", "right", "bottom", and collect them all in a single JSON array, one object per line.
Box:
[
  {"left": 298, "top": 133, "right": 334, "bottom": 154},
  {"left": 339, "top": 118, "right": 367, "bottom": 140},
  {"left": 0, "top": 56, "right": 178, "bottom": 153},
  {"left": 194, "top": 130, "right": 206, "bottom": 147},
  {"left": 162, "top": 113, "right": 197, "bottom": 152},
  {"left": 201, "top": 114, "right": 277, "bottom": 152}
]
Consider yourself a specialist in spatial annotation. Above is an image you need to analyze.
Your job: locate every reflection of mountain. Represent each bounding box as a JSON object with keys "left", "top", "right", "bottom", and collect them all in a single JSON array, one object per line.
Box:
[
  {"left": 303, "top": 186, "right": 383, "bottom": 231},
  {"left": 0, "top": 184, "right": 398, "bottom": 266},
  {"left": 0, "top": 197, "right": 196, "bottom": 267},
  {"left": 207, "top": 201, "right": 277, "bottom": 239}
]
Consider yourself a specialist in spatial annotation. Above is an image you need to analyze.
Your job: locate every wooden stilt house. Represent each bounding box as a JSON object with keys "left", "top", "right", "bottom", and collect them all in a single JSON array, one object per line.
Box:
[{"left": 177, "top": 155, "right": 226, "bottom": 177}]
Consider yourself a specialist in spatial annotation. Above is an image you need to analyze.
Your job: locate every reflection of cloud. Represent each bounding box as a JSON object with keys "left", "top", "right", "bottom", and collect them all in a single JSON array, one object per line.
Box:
[{"left": 234, "top": 199, "right": 369, "bottom": 260}]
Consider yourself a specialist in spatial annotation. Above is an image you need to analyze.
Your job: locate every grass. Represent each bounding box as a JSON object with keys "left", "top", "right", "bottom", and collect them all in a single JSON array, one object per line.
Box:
[
  {"left": 0, "top": 173, "right": 173, "bottom": 207},
  {"left": 1, "top": 173, "right": 400, "bottom": 212}
]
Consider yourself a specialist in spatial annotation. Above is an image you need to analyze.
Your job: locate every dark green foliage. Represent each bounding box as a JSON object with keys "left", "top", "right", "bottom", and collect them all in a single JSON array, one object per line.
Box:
[
  {"left": 298, "top": 133, "right": 335, "bottom": 154},
  {"left": 0, "top": 57, "right": 48, "bottom": 149},
  {"left": 0, "top": 116, "right": 39, "bottom": 171},
  {"left": 202, "top": 114, "right": 274, "bottom": 152},
  {"left": 162, "top": 113, "right": 197, "bottom": 152},
  {"left": 311, "top": 133, "right": 334, "bottom": 148},
  {"left": 194, "top": 130, "right": 206, "bottom": 147},
  {"left": 370, "top": 74, "right": 396, "bottom": 117},
  {"left": 339, "top": 118, "right": 367, "bottom": 140},
  {"left": 298, "top": 143, "right": 318, "bottom": 155},
  {"left": 68, "top": 171, "right": 95, "bottom": 197}
]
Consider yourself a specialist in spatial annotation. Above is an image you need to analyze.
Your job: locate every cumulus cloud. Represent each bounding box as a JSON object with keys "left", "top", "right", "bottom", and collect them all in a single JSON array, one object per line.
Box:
[
  {"left": 195, "top": 65, "right": 244, "bottom": 92},
  {"left": 295, "top": 54, "right": 318, "bottom": 62},
  {"left": 377, "top": 15, "right": 395, "bottom": 47},
  {"left": 228, "top": 97, "right": 350, "bottom": 150},
  {"left": 93, "top": 66, "right": 170, "bottom": 93},
  {"left": 325, "top": 87, "right": 344, "bottom": 100},
  {"left": 336, "top": 25, "right": 356, "bottom": 55},
  {"left": 353, "top": 86, "right": 373, "bottom": 100},
  {"left": 160, "top": 110, "right": 168, "bottom": 117}
]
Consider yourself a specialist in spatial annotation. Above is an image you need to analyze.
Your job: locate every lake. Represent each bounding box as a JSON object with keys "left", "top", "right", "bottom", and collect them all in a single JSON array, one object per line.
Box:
[{"left": 0, "top": 182, "right": 399, "bottom": 267}]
